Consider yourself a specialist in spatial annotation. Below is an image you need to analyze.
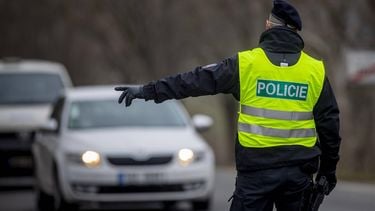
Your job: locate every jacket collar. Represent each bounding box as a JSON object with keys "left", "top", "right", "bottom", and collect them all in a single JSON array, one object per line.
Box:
[{"left": 258, "top": 27, "right": 304, "bottom": 53}]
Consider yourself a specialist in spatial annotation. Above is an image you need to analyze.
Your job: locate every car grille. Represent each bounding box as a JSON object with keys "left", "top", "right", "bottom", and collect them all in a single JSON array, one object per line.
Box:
[
  {"left": 0, "top": 151, "right": 33, "bottom": 177},
  {"left": 107, "top": 155, "right": 173, "bottom": 166},
  {"left": 99, "top": 184, "right": 185, "bottom": 193},
  {"left": 71, "top": 181, "right": 205, "bottom": 194},
  {"left": 0, "top": 132, "right": 18, "bottom": 139}
]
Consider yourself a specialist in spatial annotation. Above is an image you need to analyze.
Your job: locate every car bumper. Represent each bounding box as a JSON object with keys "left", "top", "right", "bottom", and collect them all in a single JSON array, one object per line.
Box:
[{"left": 60, "top": 162, "right": 214, "bottom": 203}]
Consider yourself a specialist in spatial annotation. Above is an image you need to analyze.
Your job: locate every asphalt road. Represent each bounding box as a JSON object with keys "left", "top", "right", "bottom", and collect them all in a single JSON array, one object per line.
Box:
[{"left": 1, "top": 168, "right": 375, "bottom": 211}]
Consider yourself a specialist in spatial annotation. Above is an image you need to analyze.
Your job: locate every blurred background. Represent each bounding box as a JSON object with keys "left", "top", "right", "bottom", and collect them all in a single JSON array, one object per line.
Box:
[{"left": 1, "top": 0, "right": 375, "bottom": 211}]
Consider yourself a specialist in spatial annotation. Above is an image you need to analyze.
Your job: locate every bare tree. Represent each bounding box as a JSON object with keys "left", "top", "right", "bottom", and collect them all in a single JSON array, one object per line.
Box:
[{"left": 1, "top": 0, "right": 375, "bottom": 172}]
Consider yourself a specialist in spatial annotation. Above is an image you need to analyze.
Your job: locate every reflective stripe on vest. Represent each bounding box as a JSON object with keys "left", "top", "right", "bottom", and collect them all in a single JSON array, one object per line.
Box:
[
  {"left": 238, "top": 122, "right": 316, "bottom": 138},
  {"left": 241, "top": 105, "right": 313, "bottom": 121},
  {"left": 238, "top": 48, "right": 325, "bottom": 148}
]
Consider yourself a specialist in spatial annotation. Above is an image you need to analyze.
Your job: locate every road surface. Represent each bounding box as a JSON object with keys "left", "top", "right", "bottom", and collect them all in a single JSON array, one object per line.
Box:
[{"left": 1, "top": 167, "right": 375, "bottom": 211}]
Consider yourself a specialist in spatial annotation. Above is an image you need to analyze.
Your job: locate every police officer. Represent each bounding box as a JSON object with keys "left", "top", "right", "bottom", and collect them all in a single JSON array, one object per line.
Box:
[{"left": 115, "top": 0, "right": 341, "bottom": 210}]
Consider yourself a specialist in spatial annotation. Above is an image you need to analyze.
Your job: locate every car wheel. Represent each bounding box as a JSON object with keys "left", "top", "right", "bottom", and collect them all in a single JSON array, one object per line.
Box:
[
  {"left": 36, "top": 188, "right": 54, "bottom": 211},
  {"left": 192, "top": 198, "right": 211, "bottom": 211},
  {"left": 53, "top": 168, "right": 78, "bottom": 211},
  {"left": 52, "top": 187, "right": 78, "bottom": 211}
]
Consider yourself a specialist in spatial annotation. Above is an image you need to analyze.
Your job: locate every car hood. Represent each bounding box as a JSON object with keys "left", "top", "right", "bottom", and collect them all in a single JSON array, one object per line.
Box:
[
  {"left": 0, "top": 104, "right": 52, "bottom": 132},
  {"left": 62, "top": 127, "right": 209, "bottom": 154}
]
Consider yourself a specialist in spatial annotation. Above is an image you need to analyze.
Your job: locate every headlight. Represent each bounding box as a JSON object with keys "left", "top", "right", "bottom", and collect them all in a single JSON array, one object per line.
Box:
[
  {"left": 178, "top": 148, "right": 195, "bottom": 166},
  {"left": 81, "top": 151, "right": 101, "bottom": 168}
]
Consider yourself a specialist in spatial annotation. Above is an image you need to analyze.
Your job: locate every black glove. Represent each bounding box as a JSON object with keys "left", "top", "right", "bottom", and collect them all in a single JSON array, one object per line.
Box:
[
  {"left": 114, "top": 85, "right": 145, "bottom": 107},
  {"left": 316, "top": 172, "right": 337, "bottom": 195}
]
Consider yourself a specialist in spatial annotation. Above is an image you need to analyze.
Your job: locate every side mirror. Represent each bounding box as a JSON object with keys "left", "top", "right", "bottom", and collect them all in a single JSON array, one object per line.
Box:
[
  {"left": 192, "top": 114, "right": 213, "bottom": 132},
  {"left": 41, "top": 118, "right": 58, "bottom": 132}
]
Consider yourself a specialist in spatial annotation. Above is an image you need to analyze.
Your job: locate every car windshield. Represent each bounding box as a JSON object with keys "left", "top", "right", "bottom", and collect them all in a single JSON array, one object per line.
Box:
[
  {"left": 0, "top": 73, "right": 64, "bottom": 104},
  {"left": 68, "top": 99, "right": 187, "bottom": 129}
]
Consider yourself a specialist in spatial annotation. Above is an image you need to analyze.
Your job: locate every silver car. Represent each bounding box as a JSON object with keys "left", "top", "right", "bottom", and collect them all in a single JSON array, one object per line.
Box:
[
  {"left": 0, "top": 58, "right": 72, "bottom": 186},
  {"left": 33, "top": 86, "right": 215, "bottom": 211}
]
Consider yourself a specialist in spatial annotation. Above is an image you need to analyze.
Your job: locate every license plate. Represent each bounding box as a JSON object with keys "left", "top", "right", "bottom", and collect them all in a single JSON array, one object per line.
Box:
[{"left": 117, "top": 172, "right": 164, "bottom": 185}]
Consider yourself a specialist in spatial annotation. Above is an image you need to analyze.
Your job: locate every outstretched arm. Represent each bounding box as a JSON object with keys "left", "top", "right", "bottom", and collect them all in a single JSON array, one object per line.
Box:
[
  {"left": 116, "top": 55, "right": 239, "bottom": 106},
  {"left": 143, "top": 56, "right": 239, "bottom": 103}
]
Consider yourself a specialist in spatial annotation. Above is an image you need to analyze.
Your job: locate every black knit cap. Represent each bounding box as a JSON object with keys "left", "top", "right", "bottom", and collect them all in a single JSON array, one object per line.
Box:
[{"left": 271, "top": 0, "right": 302, "bottom": 31}]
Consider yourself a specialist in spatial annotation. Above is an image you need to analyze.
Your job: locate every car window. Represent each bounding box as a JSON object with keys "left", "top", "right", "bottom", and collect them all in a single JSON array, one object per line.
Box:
[
  {"left": 67, "top": 100, "right": 186, "bottom": 130},
  {"left": 0, "top": 73, "right": 64, "bottom": 104}
]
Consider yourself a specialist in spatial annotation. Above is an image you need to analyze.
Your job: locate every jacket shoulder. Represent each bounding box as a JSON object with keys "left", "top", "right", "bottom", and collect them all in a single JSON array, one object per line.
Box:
[{"left": 238, "top": 48, "right": 264, "bottom": 64}]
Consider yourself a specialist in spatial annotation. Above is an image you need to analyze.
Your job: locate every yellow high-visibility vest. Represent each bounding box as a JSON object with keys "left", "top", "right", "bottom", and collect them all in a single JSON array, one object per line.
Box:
[{"left": 238, "top": 48, "right": 325, "bottom": 148}]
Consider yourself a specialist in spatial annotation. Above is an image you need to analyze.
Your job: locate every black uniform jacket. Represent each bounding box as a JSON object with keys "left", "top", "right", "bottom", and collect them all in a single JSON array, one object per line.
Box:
[{"left": 142, "top": 27, "right": 341, "bottom": 174}]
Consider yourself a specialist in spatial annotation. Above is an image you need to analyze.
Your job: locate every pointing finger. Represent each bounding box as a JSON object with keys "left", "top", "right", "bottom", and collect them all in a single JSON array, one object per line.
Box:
[
  {"left": 114, "top": 86, "right": 128, "bottom": 91},
  {"left": 118, "top": 90, "right": 128, "bottom": 104}
]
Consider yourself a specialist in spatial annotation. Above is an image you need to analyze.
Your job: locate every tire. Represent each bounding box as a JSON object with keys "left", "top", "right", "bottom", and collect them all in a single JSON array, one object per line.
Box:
[
  {"left": 163, "top": 201, "right": 177, "bottom": 210},
  {"left": 52, "top": 188, "right": 78, "bottom": 211},
  {"left": 53, "top": 166, "right": 78, "bottom": 211},
  {"left": 34, "top": 157, "right": 54, "bottom": 211},
  {"left": 192, "top": 198, "right": 211, "bottom": 211},
  {"left": 36, "top": 188, "right": 54, "bottom": 211}
]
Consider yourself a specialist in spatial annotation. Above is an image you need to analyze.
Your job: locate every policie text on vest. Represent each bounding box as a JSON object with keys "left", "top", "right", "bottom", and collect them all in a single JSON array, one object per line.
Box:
[{"left": 256, "top": 79, "right": 308, "bottom": 101}]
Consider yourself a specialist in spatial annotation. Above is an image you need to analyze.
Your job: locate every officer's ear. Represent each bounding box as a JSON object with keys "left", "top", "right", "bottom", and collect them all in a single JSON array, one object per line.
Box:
[{"left": 266, "top": 20, "right": 272, "bottom": 30}]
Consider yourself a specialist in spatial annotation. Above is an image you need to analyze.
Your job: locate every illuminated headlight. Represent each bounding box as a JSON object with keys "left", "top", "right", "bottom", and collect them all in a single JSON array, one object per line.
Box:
[
  {"left": 67, "top": 151, "right": 101, "bottom": 168},
  {"left": 81, "top": 151, "right": 101, "bottom": 168},
  {"left": 178, "top": 148, "right": 195, "bottom": 166}
]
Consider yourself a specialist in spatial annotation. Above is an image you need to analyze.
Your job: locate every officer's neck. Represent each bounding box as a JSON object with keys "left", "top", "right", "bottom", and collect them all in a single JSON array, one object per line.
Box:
[{"left": 258, "top": 27, "right": 304, "bottom": 67}]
